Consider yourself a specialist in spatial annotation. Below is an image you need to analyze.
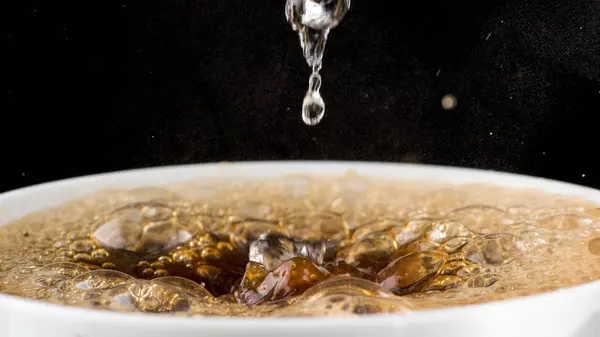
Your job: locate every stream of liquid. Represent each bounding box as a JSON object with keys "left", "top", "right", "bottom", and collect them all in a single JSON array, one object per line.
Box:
[{"left": 286, "top": 0, "right": 351, "bottom": 125}]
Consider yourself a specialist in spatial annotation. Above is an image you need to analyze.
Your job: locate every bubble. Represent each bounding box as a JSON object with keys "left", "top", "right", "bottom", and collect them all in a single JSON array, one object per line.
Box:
[
  {"left": 242, "top": 257, "right": 330, "bottom": 305},
  {"left": 442, "top": 237, "right": 472, "bottom": 254},
  {"left": 29, "top": 262, "right": 89, "bottom": 289},
  {"left": 301, "top": 276, "right": 393, "bottom": 301},
  {"left": 582, "top": 208, "right": 600, "bottom": 220},
  {"left": 393, "top": 219, "right": 433, "bottom": 247},
  {"left": 467, "top": 274, "right": 500, "bottom": 288},
  {"left": 171, "top": 249, "right": 198, "bottom": 265},
  {"left": 588, "top": 237, "right": 600, "bottom": 255},
  {"left": 302, "top": 90, "right": 326, "bottom": 126},
  {"left": 154, "top": 269, "right": 169, "bottom": 277},
  {"left": 200, "top": 246, "right": 220, "bottom": 261},
  {"left": 194, "top": 264, "right": 226, "bottom": 288},
  {"left": 275, "top": 294, "right": 409, "bottom": 317},
  {"left": 152, "top": 276, "right": 213, "bottom": 300},
  {"left": 148, "top": 260, "right": 164, "bottom": 270},
  {"left": 464, "top": 233, "right": 524, "bottom": 265},
  {"left": 377, "top": 251, "right": 446, "bottom": 295},
  {"left": 68, "top": 269, "right": 133, "bottom": 291},
  {"left": 90, "top": 248, "right": 109, "bottom": 261},
  {"left": 536, "top": 214, "right": 593, "bottom": 230},
  {"left": 400, "top": 239, "right": 440, "bottom": 254},
  {"left": 425, "top": 220, "right": 475, "bottom": 244},
  {"left": 346, "top": 234, "right": 398, "bottom": 265},
  {"left": 325, "top": 261, "right": 369, "bottom": 279},
  {"left": 447, "top": 205, "right": 514, "bottom": 233},
  {"left": 101, "top": 262, "right": 117, "bottom": 269},
  {"left": 351, "top": 219, "right": 403, "bottom": 241},
  {"left": 103, "top": 280, "right": 203, "bottom": 313},
  {"left": 283, "top": 210, "right": 349, "bottom": 241},
  {"left": 188, "top": 232, "right": 218, "bottom": 250},
  {"left": 227, "top": 201, "right": 276, "bottom": 222},
  {"left": 440, "top": 260, "right": 471, "bottom": 276},
  {"left": 421, "top": 275, "right": 462, "bottom": 292},
  {"left": 73, "top": 253, "right": 94, "bottom": 263},
  {"left": 91, "top": 202, "right": 200, "bottom": 255},
  {"left": 70, "top": 240, "right": 94, "bottom": 253}
]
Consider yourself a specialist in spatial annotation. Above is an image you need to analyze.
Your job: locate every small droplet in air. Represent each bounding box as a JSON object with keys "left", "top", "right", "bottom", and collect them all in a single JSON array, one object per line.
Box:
[
  {"left": 302, "top": 91, "right": 325, "bottom": 126},
  {"left": 441, "top": 95, "right": 457, "bottom": 110}
]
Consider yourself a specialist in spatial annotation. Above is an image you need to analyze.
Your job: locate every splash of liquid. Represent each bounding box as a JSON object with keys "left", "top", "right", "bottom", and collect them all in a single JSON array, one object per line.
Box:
[{"left": 286, "top": 0, "right": 351, "bottom": 126}]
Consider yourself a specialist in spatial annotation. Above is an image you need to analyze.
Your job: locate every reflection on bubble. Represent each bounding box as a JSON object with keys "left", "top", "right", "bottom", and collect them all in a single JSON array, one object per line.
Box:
[
  {"left": 447, "top": 205, "right": 514, "bottom": 233},
  {"left": 31, "top": 263, "right": 89, "bottom": 289},
  {"left": 464, "top": 233, "right": 524, "bottom": 265},
  {"left": 425, "top": 220, "right": 475, "bottom": 244},
  {"left": 92, "top": 202, "right": 200, "bottom": 254},
  {"left": 104, "top": 281, "right": 193, "bottom": 313},
  {"left": 377, "top": 251, "right": 446, "bottom": 295},
  {"left": 152, "top": 276, "right": 214, "bottom": 300},
  {"left": 301, "top": 276, "right": 393, "bottom": 301},
  {"left": 69, "top": 269, "right": 133, "bottom": 291}
]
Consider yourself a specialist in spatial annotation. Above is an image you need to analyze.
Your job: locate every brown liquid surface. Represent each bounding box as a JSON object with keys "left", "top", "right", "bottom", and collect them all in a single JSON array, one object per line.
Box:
[{"left": 1, "top": 172, "right": 600, "bottom": 317}]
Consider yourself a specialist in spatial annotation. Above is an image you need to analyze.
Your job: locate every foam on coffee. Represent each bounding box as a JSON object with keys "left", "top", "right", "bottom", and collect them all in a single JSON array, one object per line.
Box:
[{"left": 0, "top": 172, "right": 599, "bottom": 317}]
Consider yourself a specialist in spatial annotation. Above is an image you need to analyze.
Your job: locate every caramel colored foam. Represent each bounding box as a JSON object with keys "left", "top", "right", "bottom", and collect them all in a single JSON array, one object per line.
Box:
[{"left": 0, "top": 174, "right": 599, "bottom": 317}]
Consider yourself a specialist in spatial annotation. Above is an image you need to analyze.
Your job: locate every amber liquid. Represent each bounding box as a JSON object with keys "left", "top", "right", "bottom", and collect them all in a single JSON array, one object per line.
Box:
[{"left": 0, "top": 173, "right": 599, "bottom": 317}]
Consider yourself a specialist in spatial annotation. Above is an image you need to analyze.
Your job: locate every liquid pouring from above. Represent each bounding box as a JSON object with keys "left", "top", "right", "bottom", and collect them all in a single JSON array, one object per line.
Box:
[{"left": 285, "top": 0, "right": 351, "bottom": 126}]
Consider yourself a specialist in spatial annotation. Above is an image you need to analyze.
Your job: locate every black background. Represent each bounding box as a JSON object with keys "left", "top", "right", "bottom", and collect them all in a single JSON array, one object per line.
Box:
[{"left": 4, "top": 0, "right": 600, "bottom": 193}]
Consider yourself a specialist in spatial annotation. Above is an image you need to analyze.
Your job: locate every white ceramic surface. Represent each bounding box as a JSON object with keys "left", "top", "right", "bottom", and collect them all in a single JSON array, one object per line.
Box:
[{"left": 0, "top": 161, "right": 599, "bottom": 337}]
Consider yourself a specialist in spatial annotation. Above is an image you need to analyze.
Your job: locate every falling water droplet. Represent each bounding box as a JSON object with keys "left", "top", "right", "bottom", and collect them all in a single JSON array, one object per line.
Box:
[
  {"left": 302, "top": 72, "right": 325, "bottom": 126},
  {"left": 286, "top": 0, "right": 350, "bottom": 126},
  {"left": 303, "top": 91, "right": 325, "bottom": 126}
]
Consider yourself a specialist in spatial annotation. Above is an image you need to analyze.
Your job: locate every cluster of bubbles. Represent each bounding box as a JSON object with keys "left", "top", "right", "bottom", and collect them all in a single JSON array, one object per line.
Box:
[{"left": 1, "top": 173, "right": 600, "bottom": 316}]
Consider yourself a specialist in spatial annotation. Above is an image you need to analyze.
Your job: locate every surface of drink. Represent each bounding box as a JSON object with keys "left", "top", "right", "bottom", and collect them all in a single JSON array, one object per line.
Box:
[{"left": 0, "top": 173, "right": 599, "bottom": 317}]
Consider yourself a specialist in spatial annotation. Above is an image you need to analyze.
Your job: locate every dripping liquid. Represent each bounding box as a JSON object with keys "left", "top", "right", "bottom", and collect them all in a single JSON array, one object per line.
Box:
[
  {"left": 0, "top": 174, "right": 599, "bottom": 317},
  {"left": 287, "top": 0, "right": 351, "bottom": 126}
]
